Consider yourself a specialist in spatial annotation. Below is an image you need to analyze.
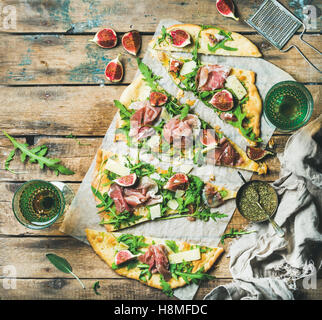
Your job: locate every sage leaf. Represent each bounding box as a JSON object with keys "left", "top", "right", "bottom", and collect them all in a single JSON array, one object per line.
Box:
[{"left": 46, "top": 253, "right": 85, "bottom": 289}]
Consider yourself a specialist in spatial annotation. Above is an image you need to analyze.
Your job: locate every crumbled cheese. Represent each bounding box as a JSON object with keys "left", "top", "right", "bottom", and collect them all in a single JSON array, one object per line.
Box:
[
  {"left": 168, "top": 248, "right": 201, "bottom": 264},
  {"left": 225, "top": 75, "right": 247, "bottom": 100},
  {"left": 167, "top": 199, "right": 179, "bottom": 210}
]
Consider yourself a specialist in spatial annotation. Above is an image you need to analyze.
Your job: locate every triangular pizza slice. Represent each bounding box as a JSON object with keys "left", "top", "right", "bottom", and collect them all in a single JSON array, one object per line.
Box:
[
  {"left": 150, "top": 24, "right": 262, "bottom": 58},
  {"left": 91, "top": 150, "right": 241, "bottom": 231},
  {"left": 86, "top": 229, "right": 223, "bottom": 295}
]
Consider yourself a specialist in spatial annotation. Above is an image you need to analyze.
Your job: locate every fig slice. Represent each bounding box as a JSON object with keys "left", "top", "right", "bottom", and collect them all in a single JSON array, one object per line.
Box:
[
  {"left": 122, "top": 30, "right": 141, "bottom": 56},
  {"left": 114, "top": 173, "right": 137, "bottom": 187},
  {"left": 169, "top": 59, "right": 183, "bottom": 73},
  {"left": 170, "top": 29, "right": 191, "bottom": 48},
  {"left": 105, "top": 54, "right": 123, "bottom": 82},
  {"left": 114, "top": 250, "right": 137, "bottom": 266},
  {"left": 200, "top": 129, "right": 218, "bottom": 146},
  {"left": 150, "top": 91, "right": 168, "bottom": 107},
  {"left": 246, "top": 146, "right": 275, "bottom": 161},
  {"left": 216, "top": 0, "right": 239, "bottom": 21},
  {"left": 164, "top": 173, "right": 189, "bottom": 191},
  {"left": 210, "top": 89, "right": 234, "bottom": 111},
  {"left": 91, "top": 28, "right": 118, "bottom": 48}
]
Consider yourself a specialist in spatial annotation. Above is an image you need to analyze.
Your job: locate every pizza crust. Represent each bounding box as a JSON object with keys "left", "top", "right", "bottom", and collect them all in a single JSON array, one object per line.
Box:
[
  {"left": 85, "top": 228, "right": 224, "bottom": 290},
  {"left": 150, "top": 24, "right": 262, "bottom": 58}
]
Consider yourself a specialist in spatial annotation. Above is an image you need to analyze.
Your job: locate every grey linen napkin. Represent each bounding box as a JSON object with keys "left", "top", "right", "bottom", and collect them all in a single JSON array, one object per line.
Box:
[{"left": 204, "top": 115, "right": 322, "bottom": 300}]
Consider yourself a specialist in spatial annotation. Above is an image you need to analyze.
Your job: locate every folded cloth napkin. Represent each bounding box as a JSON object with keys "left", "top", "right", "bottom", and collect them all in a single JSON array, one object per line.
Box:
[{"left": 204, "top": 115, "right": 322, "bottom": 300}]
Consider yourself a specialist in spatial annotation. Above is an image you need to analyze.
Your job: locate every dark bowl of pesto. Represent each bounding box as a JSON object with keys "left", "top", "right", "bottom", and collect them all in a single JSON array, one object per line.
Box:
[{"left": 236, "top": 180, "right": 279, "bottom": 222}]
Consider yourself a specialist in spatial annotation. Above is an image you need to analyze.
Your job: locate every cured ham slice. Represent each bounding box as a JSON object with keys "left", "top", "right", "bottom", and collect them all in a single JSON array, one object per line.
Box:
[
  {"left": 109, "top": 177, "right": 162, "bottom": 213},
  {"left": 207, "top": 137, "right": 244, "bottom": 167},
  {"left": 196, "top": 64, "right": 231, "bottom": 92},
  {"left": 164, "top": 173, "right": 189, "bottom": 191},
  {"left": 108, "top": 183, "right": 131, "bottom": 213},
  {"left": 138, "top": 244, "right": 171, "bottom": 280},
  {"left": 129, "top": 101, "right": 161, "bottom": 140},
  {"left": 163, "top": 114, "right": 200, "bottom": 147},
  {"left": 203, "top": 183, "right": 224, "bottom": 208}
]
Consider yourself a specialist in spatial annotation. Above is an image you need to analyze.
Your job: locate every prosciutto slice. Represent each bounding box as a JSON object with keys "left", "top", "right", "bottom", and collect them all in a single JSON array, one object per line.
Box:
[
  {"left": 196, "top": 64, "right": 231, "bottom": 92},
  {"left": 129, "top": 101, "right": 161, "bottom": 140},
  {"left": 163, "top": 114, "right": 200, "bottom": 147},
  {"left": 207, "top": 137, "right": 244, "bottom": 167},
  {"left": 138, "top": 244, "right": 171, "bottom": 280},
  {"left": 108, "top": 183, "right": 131, "bottom": 213},
  {"left": 109, "top": 177, "right": 162, "bottom": 213}
]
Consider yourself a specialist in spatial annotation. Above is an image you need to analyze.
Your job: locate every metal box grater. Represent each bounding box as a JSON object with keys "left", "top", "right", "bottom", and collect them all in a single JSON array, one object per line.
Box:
[{"left": 246, "top": 0, "right": 321, "bottom": 73}]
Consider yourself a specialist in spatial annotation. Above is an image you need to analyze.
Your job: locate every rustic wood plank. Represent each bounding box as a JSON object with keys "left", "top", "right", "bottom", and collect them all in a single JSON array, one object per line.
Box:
[
  {"left": 0, "top": 134, "right": 292, "bottom": 184},
  {"left": 0, "top": 236, "right": 230, "bottom": 278},
  {"left": 1, "top": 277, "right": 320, "bottom": 300},
  {"left": 1, "top": 0, "right": 320, "bottom": 34},
  {"left": 0, "top": 85, "right": 320, "bottom": 136},
  {"left": 0, "top": 137, "right": 103, "bottom": 181},
  {"left": 1, "top": 34, "right": 321, "bottom": 85}
]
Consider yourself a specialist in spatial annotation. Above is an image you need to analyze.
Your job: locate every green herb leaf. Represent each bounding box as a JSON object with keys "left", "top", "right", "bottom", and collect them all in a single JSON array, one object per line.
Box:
[
  {"left": 158, "top": 26, "right": 171, "bottom": 45},
  {"left": 165, "top": 240, "right": 179, "bottom": 253},
  {"left": 220, "top": 228, "right": 257, "bottom": 244},
  {"left": 3, "top": 131, "right": 74, "bottom": 176},
  {"left": 114, "top": 100, "right": 133, "bottom": 119},
  {"left": 137, "top": 58, "right": 162, "bottom": 91},
  {"left": 93, "top": 281, "right": 101, "bottom": 295},
  {"left": 46, "top": 253, "right": 85, "bottom": 289},
  {"left": 160, "top": 274, "right": 173, "bottom": 297},
  {"left": 117, "top": 234, "right": 148, "bottom": 255}
]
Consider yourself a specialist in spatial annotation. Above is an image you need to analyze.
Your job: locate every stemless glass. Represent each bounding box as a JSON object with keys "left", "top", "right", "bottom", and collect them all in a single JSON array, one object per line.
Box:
[
  {"left": 12, "top": 180, "right": 74, "bottom": 230},
  {"left": 264, "top": 81, "right": 313, "bottom": 132}
]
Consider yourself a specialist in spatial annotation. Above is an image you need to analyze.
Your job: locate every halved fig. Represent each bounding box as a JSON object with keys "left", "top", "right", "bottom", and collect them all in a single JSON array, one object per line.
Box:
[
  {"left": 210, "top": 90, "right": 234, "bottom": 111},
  {"left": 122, "top": 30, "right": 141, "bottom": 56},
  {"left": 169, "top": 59, "right": 183, "bottom": 73},
  {"left": 246, "top": 146, "right": 275, "bottom": 161},
  {"left": 164, "top": 173, "right": 189, "bottom": 191},
  {"left": 105, "top": 54, "right": 123, "bottom": 82},
  {"left": 150, "top": 91, "right": 168, "bottom": 107},
  {"left": 114, "top": 173, "right": 137, "bottom": 187},
  {"left": 114, "top": 250, "right": 137, "bottom": 266},
  {"left": 202, "top": 183, "right": 224, "bottom": 208},
  {"left": 200, "top": 129, "right": 218, "bottom": 146},
  {"left": 170, "top": 29, "right": 191, "bottom": 48},
  {"left": 216, "top": 0, "right": 239, "bottom": 21},
  {"left": 91, "top": 28, "right": 118, "bottom": 48}
]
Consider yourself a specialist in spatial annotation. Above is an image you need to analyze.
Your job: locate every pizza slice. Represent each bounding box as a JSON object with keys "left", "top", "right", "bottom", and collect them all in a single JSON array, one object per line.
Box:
[
  {"left": 91, "top": 150, "right": 241, "bottom": 231},
  {"left": 113, "top": 59, "right": 267, "bottom": 174},
  {"left": 150, "top": 49, "right": 262, "bottom": 146},
  {"left": 85, "top": 229, "right": 223, "bottom": 295},
  {"left": 150, "top": 24, "right": 261, "bottom": 58}
]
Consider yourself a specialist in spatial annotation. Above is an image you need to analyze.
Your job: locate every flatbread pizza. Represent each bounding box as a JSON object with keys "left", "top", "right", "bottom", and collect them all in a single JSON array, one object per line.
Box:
[
  {"left": 149, "top": 49, "right": 263, "bottom": 146},
  {"left": 150, "top": 24, "right": 262, "bottom": 58},
  {"left": 91, "top": 150, "right": 242, "bottom": 231},
  {"left": 86, "top": 229, "right": 223, "bottom": 295}
]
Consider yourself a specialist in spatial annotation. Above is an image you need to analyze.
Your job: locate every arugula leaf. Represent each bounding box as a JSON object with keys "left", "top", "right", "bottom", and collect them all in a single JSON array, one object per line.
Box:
[
  {"left": 46, "top": 253, "right": 85, "bottom": 289},
  {"left": 5, "top": 148, "right": 19, "bottom": 174},
  {"left": 208, "top": 41, "right": 238, "bottom": 53},
  {"left": 138, "top": 264, "right": 152, "bottom": 282},
  {"left": 158, "top": 26, "right": 171, "bottom": 45},
  {"left": 116, "top": 234, "right": 148, "bottom": 255},
  {"left": 179, "top": 104, "right": 190, "bottom": 120},
  {"left": 174, "top": 267, "right": 215, "bottom": 285},
  {"left": 220, "top": 228, "right": 257, "bottom": 244},
  {"left": 99, "top": 210, "right": 143, "bottom": 230},
  {"left": 91, "top": 186, "right": 114, "bottom": 214},
  {"left": 114, "top": 100, "right": 133, "bottom": 119},
  {"left": 165, "top": 240, "right": 179, "bottom": 253},
  {"left": 137, "top": 58, "right": 162, "bottom": 91},
  {"left": 92, "top": 281, "right": 101, "bottom": 295},
  {"left": 219, "top": 190, "right": 228, "bottom": 198},
  {"left": 160, "top": 275, "right": 173, "bottom": 297},
  {"left": 3, "top": 131, "right": 74, "bottom": 176}
]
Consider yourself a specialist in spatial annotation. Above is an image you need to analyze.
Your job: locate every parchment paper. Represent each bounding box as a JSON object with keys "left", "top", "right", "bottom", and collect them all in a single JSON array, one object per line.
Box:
[{"left": 60, "top": 19, "right": 295, "bottom": 300}]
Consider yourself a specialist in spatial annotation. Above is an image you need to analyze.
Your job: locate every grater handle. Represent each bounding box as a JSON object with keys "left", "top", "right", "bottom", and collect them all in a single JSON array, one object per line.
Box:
[
  {"left": 281, "top": 44, "right": 321, "bottom": 73},
  {"left": 281, "top": 25, "right": 321, "bottom": 73}
]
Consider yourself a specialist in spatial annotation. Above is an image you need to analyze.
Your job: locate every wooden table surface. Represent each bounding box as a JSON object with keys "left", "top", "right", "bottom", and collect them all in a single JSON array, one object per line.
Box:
[{"left": 0, "top": 0, "right": 321, "bottom": 300}]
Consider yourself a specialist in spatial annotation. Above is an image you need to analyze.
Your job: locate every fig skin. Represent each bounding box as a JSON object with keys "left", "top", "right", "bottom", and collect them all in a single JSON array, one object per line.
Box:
[
  {"left": 105, "top": 54, "right": 123, "bottom": 82},
  {"left": 114, "top": 173, "right": 137, "bottom": 187},
  {"left": 170, "top": 29, "right": 191, "bottom": 48},
  {"left": 210, "top": 90, "right": 234, "bottom": 111},
  {"left": 216, "top": 0, "right": 239, "bottom": 21},
  {"left": 150, "top": 91, "right": 168, "bottom": 107},
  {"left": 91, "top": 28, "right": 118, "bottom": 48},
  {"left": 122, "top": 30, "right": 141, "bottom": 56},
  {"left": 246, "top": 146, "right": 275, "bottom": 161}
]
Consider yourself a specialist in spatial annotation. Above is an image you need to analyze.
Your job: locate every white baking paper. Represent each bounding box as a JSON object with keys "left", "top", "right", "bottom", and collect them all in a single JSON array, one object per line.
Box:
[{"left": 60, "top": 19, "right": 295, "bottom": 300}]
